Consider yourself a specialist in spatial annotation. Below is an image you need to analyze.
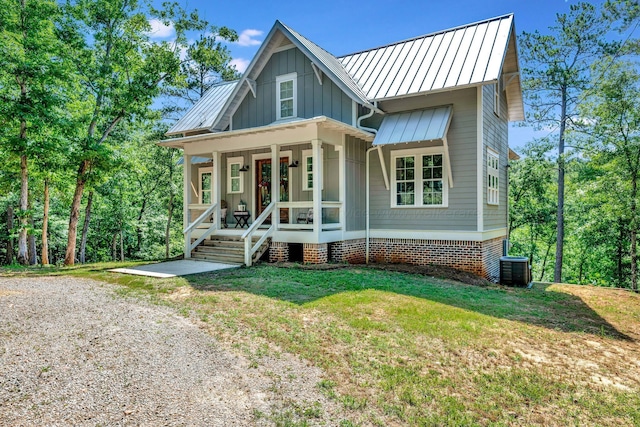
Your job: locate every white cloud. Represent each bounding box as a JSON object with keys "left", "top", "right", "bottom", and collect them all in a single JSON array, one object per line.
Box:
[
  {"left": 148, "top": 19, "right": 175, "bottom": 39},
  {"left": 230, "top": 58, "right": 250, "bottom": 73},
  {"left": 235, "top": 29, "right": 263, "bottom": 47}
]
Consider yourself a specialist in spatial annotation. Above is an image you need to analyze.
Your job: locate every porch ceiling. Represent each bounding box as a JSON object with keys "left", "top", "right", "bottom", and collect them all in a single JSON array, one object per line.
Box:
[{"left": 158, "top": 116, "right": 374, "bottom": 154}]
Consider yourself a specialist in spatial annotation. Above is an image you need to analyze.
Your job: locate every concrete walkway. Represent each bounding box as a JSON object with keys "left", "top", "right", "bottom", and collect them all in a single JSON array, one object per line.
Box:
[{"left": 109, "top": 260, "right": 239, "bottom": 278}]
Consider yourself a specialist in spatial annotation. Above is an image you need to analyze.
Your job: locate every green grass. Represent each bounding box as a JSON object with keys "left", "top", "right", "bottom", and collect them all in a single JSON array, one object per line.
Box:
[{"left": 3, "top": 263, "right": 640, "bottom": 426}]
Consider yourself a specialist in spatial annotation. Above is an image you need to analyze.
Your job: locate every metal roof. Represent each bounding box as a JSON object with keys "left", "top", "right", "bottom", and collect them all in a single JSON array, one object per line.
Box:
[
  {"left": 278, "top": 22, "right": 372, "bottom": 108},
  {"left": 373, "top": 106, "right": 453, "bottom": 146},
  {"left": 339, "top": 14, "right": 514, "bottom": 101},
  {"left": 166, "top": 80, "right": 238, "bottom": 136}
]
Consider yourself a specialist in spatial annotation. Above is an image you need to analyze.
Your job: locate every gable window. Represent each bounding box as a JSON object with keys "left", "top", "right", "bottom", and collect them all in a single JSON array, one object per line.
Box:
[
  {"left": 199, "top": 168, "right": 212, "bottom": 204},
  {"left": 493, "top": 82, "right": 500, "bottom": 117},
  {"left": 227, "top": 156, "right": 244, "bottom": 194},
  {"left": 391, "top": 148, "right": 447, "bottom": 208},
  {"left": 276, "top": 73, "right": 297, "bottom": 120},
  {"left": 487, "top": 148, "right": 499, "bottom": 205}
]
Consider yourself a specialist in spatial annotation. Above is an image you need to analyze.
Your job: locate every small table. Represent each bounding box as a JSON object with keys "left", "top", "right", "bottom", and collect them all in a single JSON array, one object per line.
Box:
[{"left": 233, "top": 211, "right": 250, "bottom": 228}]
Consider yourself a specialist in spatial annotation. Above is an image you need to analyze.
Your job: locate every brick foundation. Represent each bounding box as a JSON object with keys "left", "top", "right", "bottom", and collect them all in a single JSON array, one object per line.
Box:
[
  {"left": 329, "top": 239, "right": 366, "bottom": 264},
  {"left": 269, "top": 236, "right": 505, "bottom": 281},
  {"left": 269, "top": 241, "right": 289, "bottom": 263},
  {"left": 303, "top": 243, "right": 328, "bottom": 264}
]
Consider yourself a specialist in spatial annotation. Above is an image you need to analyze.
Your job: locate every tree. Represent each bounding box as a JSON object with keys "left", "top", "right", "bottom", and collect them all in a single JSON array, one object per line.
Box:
[
  {"left": 0, "top": 0, "right": 65, "bottom": 264},
  {"left": 57, "top": 0, "right": 214, "bottom": 266},
  {"left": 582, "top": 62, "right": 640, "bottom": 291}
]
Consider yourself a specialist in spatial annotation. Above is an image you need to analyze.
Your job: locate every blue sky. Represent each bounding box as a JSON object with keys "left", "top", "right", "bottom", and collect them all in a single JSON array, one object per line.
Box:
[{"left": 150, "top": 0, "right": 600, "bottom": 149}]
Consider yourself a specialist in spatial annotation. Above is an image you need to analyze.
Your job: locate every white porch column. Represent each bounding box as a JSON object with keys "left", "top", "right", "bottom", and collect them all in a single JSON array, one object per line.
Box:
[
  {"left": 312, "top": 139, "right": 323, "bottom": 237},
  {"left": 271, "top": 144, "right": 280, "bottom": 227},
  {"left": 213, "top": 151, "right": 221, "bottom": 230},
  {"left": 337, "top": 144, "right": 345, "bottom": 234},
  {"left": 183, "top": 153, "right": 192, "bottom": 259}
]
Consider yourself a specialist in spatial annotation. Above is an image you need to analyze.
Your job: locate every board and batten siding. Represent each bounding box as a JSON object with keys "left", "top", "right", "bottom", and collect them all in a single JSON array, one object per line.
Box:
[
  {"left": 345, "top": 135, "right": 367, "bottom": 231},
  {"left": 368, "top": 88, "right": 478, "bottom": 231},
  {"left": 232, "top": 47, "right": 354, "bottom": 130},
  {"left": 482, "top": 84, "right": 508, "bottom": 231}
]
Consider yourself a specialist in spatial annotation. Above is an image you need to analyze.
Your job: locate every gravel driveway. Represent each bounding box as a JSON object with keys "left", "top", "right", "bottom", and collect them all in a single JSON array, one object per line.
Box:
[{"left": 0, "top": 277, "right": 341, "bottom": 426}]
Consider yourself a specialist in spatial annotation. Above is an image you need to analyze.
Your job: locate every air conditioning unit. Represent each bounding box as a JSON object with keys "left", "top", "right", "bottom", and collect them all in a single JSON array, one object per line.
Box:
[{"left": 500, "top": 256, "right": 531, "bottom": 287}]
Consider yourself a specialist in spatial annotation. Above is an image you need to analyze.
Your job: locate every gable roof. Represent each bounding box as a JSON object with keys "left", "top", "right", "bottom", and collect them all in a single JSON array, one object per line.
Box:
[
  {"left": 168, "top": 15, "right": 523, "bottom": 136},
  {"left": 166, "top": 80, "right": 238, "bottom": 136},
  {"left": 339, "top": 14, "right": 519, "bottom": 102}
]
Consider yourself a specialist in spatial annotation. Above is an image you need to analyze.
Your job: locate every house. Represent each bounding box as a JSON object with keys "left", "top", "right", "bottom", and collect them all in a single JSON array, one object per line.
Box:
[{"left": 160, "top": 14, "right": 523, "bottom": 281}]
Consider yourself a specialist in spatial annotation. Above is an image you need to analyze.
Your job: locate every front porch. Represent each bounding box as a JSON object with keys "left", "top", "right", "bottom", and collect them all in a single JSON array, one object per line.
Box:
[{"left": 162, "top": 116, "right": 373, "bottom": 265}]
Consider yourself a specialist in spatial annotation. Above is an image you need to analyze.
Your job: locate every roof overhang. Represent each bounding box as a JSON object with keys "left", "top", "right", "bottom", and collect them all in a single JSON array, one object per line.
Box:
[
  {"left": 373, "top": 105, "right": 452, "bottom": 146},
  {"left": 157, "top": 116, "right": 374, "bottom": 153},
  {"left": 372, "top": 105, "right": 454, "bottom": 187}
]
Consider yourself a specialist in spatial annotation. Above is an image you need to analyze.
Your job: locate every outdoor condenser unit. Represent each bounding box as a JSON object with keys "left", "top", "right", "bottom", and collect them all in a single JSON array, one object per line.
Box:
[{"left": 499, "top": 256, "right": 531, "bottom": 287}]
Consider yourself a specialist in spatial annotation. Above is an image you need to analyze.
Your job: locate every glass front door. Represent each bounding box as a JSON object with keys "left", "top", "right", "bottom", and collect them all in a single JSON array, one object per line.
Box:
[{"left": 256, "top": 157, "right": 289, "bottom": 223}]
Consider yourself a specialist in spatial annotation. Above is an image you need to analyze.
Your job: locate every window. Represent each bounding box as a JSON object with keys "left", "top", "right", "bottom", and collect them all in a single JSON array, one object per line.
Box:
[
  {"left": 487, "top": 148, "right": 499, "bottom": 205},
  {"left": 391, "top": 148, "right": 447, "bottom": 207},
  {"left": 199, "top": 168, "right": 212, "bottom": 204},
  {"left": 276, "top": 73, "right": 297, "bottom": 120},
  {"left": 302, "top": 149, "right": 323, "bottom": 191},
  {"left": 493, "top": 82, "right": 500, "bottom": 117},
  {"left": 227, "top": 156, "right": 244, "bottom": 194}
]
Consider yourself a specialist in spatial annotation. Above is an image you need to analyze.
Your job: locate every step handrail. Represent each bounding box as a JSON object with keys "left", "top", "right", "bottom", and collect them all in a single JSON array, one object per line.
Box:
[
  {"left": 184, "top": 203, "right": 218, "bottom": 257},
  {"left": 242, "top": 202, "right": 275, "bottom": 266}
]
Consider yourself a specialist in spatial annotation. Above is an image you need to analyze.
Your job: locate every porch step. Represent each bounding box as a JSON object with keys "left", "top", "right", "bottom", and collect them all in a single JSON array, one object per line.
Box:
[{"left": 190, "top": 236, "right": 269, "bottom": 265}]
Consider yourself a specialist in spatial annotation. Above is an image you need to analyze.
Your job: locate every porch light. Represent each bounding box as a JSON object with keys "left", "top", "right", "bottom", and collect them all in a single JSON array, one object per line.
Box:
[
  {"left": 239, "top": 165, "right": 250, "bottom": 172},
  {"left": 288, "top": 160, "right": 299, "bottom": 168}
]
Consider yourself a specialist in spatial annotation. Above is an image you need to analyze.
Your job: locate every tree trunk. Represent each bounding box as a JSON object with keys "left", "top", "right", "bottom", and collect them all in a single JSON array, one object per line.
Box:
[
  {"left": 41, "top": 179, "right": 50, "bottom": 265},
  {"left": 79, "top": 191, "right": 94, "bottom": 264},
  {"left": 28, "top": 214, "right": 36, "bottom": 265},
  {"left": 136, "top": 198, "right": 147, "bottom": 253},
  {"left": 120, "top": 228, "right": 124, "bottom": 262},
  {"left": 111, "top": 232, "right": 118, "bottom": 261},
  {"left": 17, "top": 155, "right": 29, "bottom": 265},
  {"left": 540, "top": 238, "right": 554, "bottom": 282},
  {"left": 631, "top": 174, "right": 638, "bottom": 292},
  {"left": 64, "top": 160, "right": 90, "bottom": 266},
  {"left": 165, "top": 191, "right": 175, "bottom": 259},
  {"left": 617, "top": 218, "right": 624, "bottom": 287},
  {"left": 5, "top": 206, "right": 14, "bottom": 265},
  {"left": 554, "top": 85, "right": 567, "bottom": 283}
]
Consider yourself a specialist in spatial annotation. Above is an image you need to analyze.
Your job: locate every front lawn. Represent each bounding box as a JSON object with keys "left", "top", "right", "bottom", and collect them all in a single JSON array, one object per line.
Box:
[{"left": 5, "top": 263, "right": 640, "bottom": 426}]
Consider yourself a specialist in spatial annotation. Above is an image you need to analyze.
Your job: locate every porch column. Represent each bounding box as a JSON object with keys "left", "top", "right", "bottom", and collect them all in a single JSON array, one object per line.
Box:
[
  {"left": 337, "top": 144, "right": 345, "bottom": 233},
  {"left": 213, "top": 151, "right": 221, "bottom": 230},
  {"left": 271, "top": 144, "right": 280, "bottom": 227},
  {"left": 312, "top": 139, "right": 323, "bottom": 238},
  {"left": 183, "top": 153, "right": 192, "bottom": 259}
]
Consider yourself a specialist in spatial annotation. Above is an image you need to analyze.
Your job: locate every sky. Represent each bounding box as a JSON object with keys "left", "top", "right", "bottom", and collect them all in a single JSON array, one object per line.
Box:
[{"left": 149, "top": 0, "right": 605, "bottom": 150}]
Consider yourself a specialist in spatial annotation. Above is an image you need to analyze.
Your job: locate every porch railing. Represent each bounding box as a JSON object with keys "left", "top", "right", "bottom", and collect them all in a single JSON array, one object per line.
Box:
[
  {"left": 184, "top": 202, "right": 218, "bottom": 257},
  {"left": 242, "top": 201, "right": 275, "bottom": 266}
]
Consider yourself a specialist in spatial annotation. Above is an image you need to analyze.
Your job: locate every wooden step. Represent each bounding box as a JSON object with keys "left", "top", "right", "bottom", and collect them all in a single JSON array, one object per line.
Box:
[{"left": 190, "top": 237, "right": 270, "bottom": 265}]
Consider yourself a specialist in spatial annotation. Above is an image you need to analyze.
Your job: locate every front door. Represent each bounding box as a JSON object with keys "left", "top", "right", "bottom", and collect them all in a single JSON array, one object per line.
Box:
[{"left": 256, "top": 157, "right": 290, "bottom": 223}]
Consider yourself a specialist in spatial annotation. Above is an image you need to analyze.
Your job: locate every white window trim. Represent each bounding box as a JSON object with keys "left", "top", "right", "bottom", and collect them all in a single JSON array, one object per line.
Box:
[
  {"left": 301, "top": 148, "right": 323, "bottom": 191},
  {"left": 487, "top": 148, "right": 499, "bottom": 205},
  {"left": 493, "top": 82, "right": 500, "bottom": 117},
  {"left": 276, "top": 72, "right": 297, "bottom": 120},
  {"left": 226, "top": 156, "right": 244, "bottom": 194},
  {"left": 198, "top": 167, "right": 213, "bottom": 204},
  {"left": 390, "top": 147, "right": 448, "bottom": 208}
]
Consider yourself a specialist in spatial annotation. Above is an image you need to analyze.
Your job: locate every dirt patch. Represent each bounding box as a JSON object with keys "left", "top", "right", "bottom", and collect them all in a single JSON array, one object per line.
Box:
[
  {"left": 274, "top": 262, "right": 492, "bottom": 287},
  {"left": 0, "top": 289, "right": 19, "bottom": 297}
]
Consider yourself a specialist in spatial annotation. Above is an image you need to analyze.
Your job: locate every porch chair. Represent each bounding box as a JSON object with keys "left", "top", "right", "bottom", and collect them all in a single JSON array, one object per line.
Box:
[{"left": 296, "top": 208, "right": 313, "bottom": 224}]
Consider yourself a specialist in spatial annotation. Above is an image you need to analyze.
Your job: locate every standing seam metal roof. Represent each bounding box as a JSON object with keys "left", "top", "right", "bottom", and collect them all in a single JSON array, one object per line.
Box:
[
  {"left": 166, "top": 80, "right": 238, "bottom": 136},
  {"left": 338, "top": 14, "right": 514, "bottom": 100},
  {"left": 373, "top": 106, "right": 453, "bottom": 146}
]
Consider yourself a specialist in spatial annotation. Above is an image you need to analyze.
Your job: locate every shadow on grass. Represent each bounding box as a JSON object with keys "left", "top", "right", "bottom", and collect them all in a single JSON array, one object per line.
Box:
[{"left": 184, "top": 263, "right": 633, "bottom": 341}]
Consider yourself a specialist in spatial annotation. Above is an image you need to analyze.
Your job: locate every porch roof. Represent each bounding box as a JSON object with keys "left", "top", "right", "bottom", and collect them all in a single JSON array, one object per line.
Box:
[{"left": 158, "top": 116, "right": 375, "bottom": 150}]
